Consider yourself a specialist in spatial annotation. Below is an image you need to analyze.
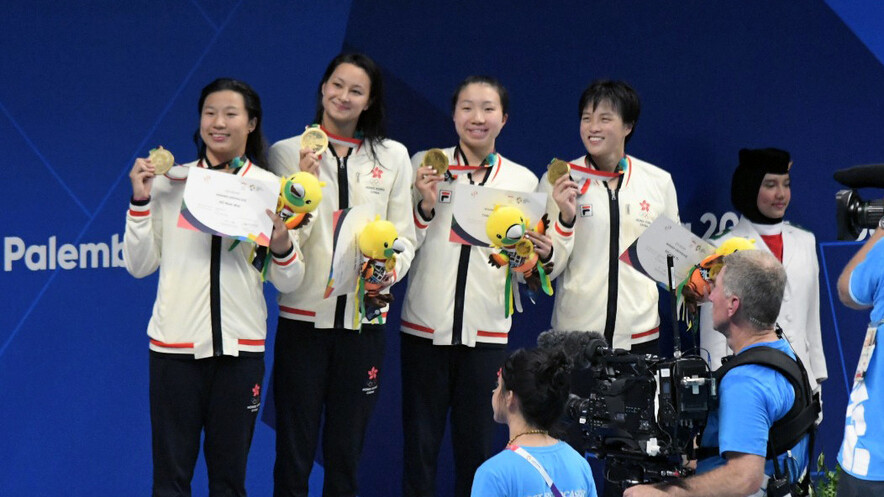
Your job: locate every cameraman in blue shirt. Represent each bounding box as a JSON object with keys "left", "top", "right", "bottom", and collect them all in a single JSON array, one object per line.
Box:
[{"left": 625, "top": 250, "right": 810, "bottom": 497}]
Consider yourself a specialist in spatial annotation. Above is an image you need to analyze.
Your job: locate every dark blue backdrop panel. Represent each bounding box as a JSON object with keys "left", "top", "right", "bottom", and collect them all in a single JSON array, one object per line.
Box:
[
  {"left": 1, "top": 1, "right": 351, "bottom": 496},
  {"left": 2, "top": 1, "right": 884, "bottom": 496},
  {"left": 345, "top": 1, "right": 884, "bottom": 495}
]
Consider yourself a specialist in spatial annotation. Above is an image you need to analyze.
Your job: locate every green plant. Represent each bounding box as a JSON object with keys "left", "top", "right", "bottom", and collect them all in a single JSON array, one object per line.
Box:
[{"left": 811, "top": 452, "right": 840, "bottom": 497}]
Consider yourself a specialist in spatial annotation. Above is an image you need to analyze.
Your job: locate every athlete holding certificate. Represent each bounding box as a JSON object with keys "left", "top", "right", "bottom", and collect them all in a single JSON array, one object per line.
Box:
[
  {"left": 402, "top": 76, "right": 547, "bottom": 497},
  {"left": 124, "top": 78, "right": 302, "bottom": 496}
]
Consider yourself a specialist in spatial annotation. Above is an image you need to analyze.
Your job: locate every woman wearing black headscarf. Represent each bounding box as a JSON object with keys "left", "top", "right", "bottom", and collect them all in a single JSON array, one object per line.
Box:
[{"left": 699, "top": 148, "right": 826, "bottom": 399}]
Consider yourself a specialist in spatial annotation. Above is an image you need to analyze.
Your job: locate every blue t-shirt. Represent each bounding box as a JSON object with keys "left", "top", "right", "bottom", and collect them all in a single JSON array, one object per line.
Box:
[
  {"left": 697, "top": 339, "right": 809, "bottom": 482},
  {"left": 839, "top": 237, "right": 884, "bottom": 480},
  {"left": 471, "top": 441, "right": 598, "bottom": 497}
]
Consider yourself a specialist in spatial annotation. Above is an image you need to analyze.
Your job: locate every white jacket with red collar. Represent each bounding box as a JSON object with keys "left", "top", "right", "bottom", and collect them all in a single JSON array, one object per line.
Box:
[
  {"left": 401, "top": 147, "right": 538, "bottom": 347},
  {"left": 539, "top": 154, "right": 679, "bottom": 350},
  {"left": 124, "top": 160, "right": 304, "bottom": 359},
  {"left": 268, "top": 132, "right": 416, "bottom": 330},
  {"left": 699, "top": 216, "right": 826, "bottom": 388}
]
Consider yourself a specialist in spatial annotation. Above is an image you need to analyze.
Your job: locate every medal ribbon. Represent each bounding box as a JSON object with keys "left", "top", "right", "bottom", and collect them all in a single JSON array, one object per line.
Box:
[
  {"left": 569, "top": 155, "right": 631, "bottom": 195},
  {"left": 449, "top": 145, "right": 501, "bottom": 181},
  {"left": 319, "top": 125, "right": 363, "bottom": 151},
  {"left": 201, "top": 155, "right": 249, "bottom": 173}
]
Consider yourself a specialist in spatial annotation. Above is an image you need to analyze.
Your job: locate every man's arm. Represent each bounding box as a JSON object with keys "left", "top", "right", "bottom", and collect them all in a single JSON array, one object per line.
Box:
[
  {"left": 623, "top": 452, "right": 765, "bottom": 497},
  {"left": 837, "top": 226, "right": 884, "bottom": 309}
]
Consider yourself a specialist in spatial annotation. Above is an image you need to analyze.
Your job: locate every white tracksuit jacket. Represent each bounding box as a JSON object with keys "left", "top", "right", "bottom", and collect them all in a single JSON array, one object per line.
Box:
[
  {"left": 400, "top": 148, "right": 539, "bottom": 347},
  {"left": 539, "top": 154, "right": 679, "bottom": 350},
  {"left": 124, "top": 160, "right": 304, "bottom": 359},
  {"left": 268, "top": 132, "right": 416, "bottom": 330}
]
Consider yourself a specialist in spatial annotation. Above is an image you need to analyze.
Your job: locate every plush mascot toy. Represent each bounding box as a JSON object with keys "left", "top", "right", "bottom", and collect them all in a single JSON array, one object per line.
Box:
[
  {"left": 232, "top": 171, "right": 325, "bottom": 279},
  {"left": 485, "top": 205, "right": 553, "bottom": 318},
  {"left": 277, "top": 172, "right": 325, "bottom": 230},
  {"left": 679, "top": 236, "right": 757, "bottom": 328},
  {"left": 355, "top": 216, "right": 406, "bottom": 326}
]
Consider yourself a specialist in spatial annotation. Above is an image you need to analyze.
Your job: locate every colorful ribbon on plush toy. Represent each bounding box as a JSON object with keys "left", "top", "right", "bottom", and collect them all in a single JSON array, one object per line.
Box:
[
  {"left": 353, "top": 259, "right": 384, "bottom": 329},
  {"left": 677, "top": 236, "right": 757, "bottom": 329}
]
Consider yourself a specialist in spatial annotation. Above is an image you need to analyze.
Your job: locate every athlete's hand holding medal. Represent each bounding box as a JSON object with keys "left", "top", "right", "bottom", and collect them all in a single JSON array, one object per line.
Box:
[
  {"left": 414, "top": 148, "right": 448, "bottom": 219},
  {"left": 299, "top": 124, "right": 328, "bottom": 177},
  {"left": 129, "top": 146, "right": 177, "bottom": 201},
  {"left": 548, "top": 158, "right": 579, "bottom": 225}
]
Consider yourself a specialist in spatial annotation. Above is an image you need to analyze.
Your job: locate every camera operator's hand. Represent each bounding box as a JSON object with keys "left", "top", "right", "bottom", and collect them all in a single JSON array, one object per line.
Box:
[{"left": 623, "top": 484, "right": 669, "bottom": 497}]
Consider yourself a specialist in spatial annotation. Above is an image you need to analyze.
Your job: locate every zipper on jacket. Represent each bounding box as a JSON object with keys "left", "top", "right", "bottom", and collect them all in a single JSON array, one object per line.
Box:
[
  {"left": 451, "top": 157, "right": 491, "bottom": 345},
  {"left": 451, "top": 247, "right": 471, "bottom": 345},
  {"left": 331, "top": 147, "right": 352, "bottom": 329},
  {"left": 210, "top": 235, "right": 223, "bottom": 356},
  {"left": 603, "top": 185, "right": 621, "bottom": 346}
]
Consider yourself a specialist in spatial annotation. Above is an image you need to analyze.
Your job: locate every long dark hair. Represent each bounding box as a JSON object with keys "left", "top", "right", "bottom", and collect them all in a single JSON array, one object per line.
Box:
[
  {"left": 500, "top": 347, "right": 572, "bottom": 430},
  {"left": 313, "top": 53, "right": 387, "bottom": 158},
  {"left": 193, "top": 78, "right": 269, "bottom": 167}
]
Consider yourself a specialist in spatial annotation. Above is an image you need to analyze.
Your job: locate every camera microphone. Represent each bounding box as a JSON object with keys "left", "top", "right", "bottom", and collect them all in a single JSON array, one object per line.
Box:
[
  {"left": 833, "top": 164, "right": 884, "bottom": 189},
  {"left": 537, "top": 330, "right": 607, "bottom": 369}
]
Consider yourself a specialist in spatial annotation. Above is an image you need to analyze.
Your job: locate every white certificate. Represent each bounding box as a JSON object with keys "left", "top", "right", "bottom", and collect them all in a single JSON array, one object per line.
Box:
[
  {"left": 619, "top": 216, "right": 715, "bottom": 288},
  {"left": 324, "top": 203, "right": 377, "bottom": 298},
  {"left": 448, "top": 183, "right": 548, "bottom": 247},
  {"left": 177, "top": 166, "right": 278, "bottom": 246}
]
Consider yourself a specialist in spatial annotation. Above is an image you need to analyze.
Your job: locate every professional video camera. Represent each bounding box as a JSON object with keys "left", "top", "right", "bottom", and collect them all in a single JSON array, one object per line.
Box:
[
  {"left": 538, "top": 330, "right": 715, "bottom": 488},
  {"left": 834, "top": 164, "right": 884, "bottom": 240}
]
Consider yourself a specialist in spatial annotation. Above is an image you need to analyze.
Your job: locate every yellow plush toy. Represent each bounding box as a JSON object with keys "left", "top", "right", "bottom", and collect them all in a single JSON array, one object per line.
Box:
[
  {"left": 356, "top": 216, "right": 406, "bottom": 326},
  {"left": 277, "top": 172, "right": 325, "bottom": 230},
  {"left": 679, "top": 236, "right": 757, "bottom": 329},
  {"left": 684, "top": 236, "right": 757, "bottom": 297},
  {"left": 485, "top": 205, "right": 552, "bottom": 318}
]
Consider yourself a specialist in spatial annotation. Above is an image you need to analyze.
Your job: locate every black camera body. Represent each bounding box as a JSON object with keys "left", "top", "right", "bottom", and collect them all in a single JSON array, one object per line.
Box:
[
  {"left": 836, "top": 189, "right": 884, "bottom": 240},
  {"left": 833, "top": 164, "right": 884, "bottom": 240},
  {"left": 566, "top": 346, "right": 715, "bottom": 486}
]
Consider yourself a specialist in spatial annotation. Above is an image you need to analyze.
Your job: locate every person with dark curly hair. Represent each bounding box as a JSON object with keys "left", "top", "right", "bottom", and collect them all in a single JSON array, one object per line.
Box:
[{"left": 471, "top": 348, "right": 598, "bottom": 497}]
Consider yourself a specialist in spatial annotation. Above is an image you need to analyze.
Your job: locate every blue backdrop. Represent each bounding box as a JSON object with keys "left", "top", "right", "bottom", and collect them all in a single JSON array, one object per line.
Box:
[{"left": 2, "top": 1, "right": 883, "bottom": 495}]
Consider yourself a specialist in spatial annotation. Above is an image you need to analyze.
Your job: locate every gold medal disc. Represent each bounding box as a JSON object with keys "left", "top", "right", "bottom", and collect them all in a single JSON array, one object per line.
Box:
[
  {"left": 547, "top": 158, "right": 571, "bottom": 185},
  {"left": 515, "top": 238, "right": 534, "bottom": 257},
  {"left": 302, "top": 127, "right": 329, "bottom": 155},
  {"left": 149, "top": 147, "right": 175, "bottom": 175},
  {"left": 421, "top": 148, "right": 449, "bottom": 176}
]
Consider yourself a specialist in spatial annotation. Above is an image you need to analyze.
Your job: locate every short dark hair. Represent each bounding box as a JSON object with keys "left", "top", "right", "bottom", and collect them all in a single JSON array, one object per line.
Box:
[
  {"left": 578, "top": 79, "right": 641, "bottom": 143},
  {"left": 500, "top": 347, "right": 572, "bottom": 430},
  {"left": 193, "top": 78, "right": 268, "bottom": 167},
  {"left": 450, "top": 75, "right": 510, "bottom": 115},
  {"left": 313, "top": 53, "right": 387, "bottom": 158}
]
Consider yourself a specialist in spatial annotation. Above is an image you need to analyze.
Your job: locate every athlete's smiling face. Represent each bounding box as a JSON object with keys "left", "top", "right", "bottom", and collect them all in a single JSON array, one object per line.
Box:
[
  {"left": 453, "top": 82, "right": 507, "bottom": 153},
  {"left": 579, "top": 99, "right": 632, "bottom": 161},
  {"left": 199, "top": 89, "right": 256, "bottom": 165},
  {"left": 321, "top": 62, "right": 372, "bottom": 129}
]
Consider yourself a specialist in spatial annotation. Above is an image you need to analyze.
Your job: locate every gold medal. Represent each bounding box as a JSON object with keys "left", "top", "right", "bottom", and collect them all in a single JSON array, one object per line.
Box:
[
  {"left": 546, "top": 158, "right": 571, "bottom": 185},
  {"left": 301, "top": 126, "right": 329, "bottom": 155},
  {"left": 149, "top": 146, "right": 175, "bottom": 175},
  {"left": 515, "top": 238, "right": 533, "bottom": 257},
  {"left": 421, "top": 148, "right": 449, "bottom": 176}
]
